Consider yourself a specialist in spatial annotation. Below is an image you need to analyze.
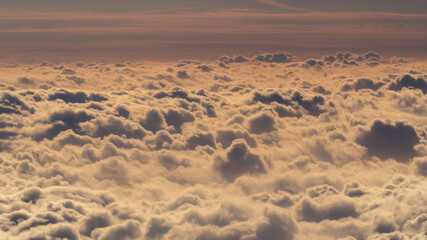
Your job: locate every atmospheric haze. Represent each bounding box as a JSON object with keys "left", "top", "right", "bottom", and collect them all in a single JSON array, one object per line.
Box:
[{"left": 1, "top": 0, "right": 427, "bottom": 239}]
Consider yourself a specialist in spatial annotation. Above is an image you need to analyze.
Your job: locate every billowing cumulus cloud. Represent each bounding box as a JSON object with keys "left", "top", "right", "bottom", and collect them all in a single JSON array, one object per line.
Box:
[
  {"left": 341, "top": 79, "right": 385, "bottom": 92},
  {"left": 214, "top": 140, "right": 267, "bottom": 182},
  {"left": 48, "top": 90, "right": 107, "bottom": 103},
  {"left": 356, "top": 120, "right": 420, "bottom": 162},
  {"left": 0, "top": 92, "right": 34, "bottom": 115},
  {"left": 248, "top": 112, "right": 277, "bottom": 134},
  {"left": 0, "top": 52, "right": 426, "bottom": 240},
  {"left": 389, "top": 74, "right": 427, "bottom": 94}
]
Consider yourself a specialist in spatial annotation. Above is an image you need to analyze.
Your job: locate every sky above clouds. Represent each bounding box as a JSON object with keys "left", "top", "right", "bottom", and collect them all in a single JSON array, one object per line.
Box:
[
  {"left": 1, "top": 0, "right": 426, "bottom": 13},
  {"left": 0, "top": 0, "right": 426, "bottom": 62}
]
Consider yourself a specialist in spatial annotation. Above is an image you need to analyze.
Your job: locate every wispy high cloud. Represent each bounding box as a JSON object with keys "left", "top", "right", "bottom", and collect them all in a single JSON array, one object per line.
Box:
[{"left": 255, "top": 0, "right": 316, "bottom": 12}]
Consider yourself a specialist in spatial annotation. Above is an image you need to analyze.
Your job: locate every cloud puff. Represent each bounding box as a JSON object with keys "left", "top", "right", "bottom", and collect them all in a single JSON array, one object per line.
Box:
[
  {"left": 21, "top": 187, "right": 43, "bottom": 204},
  {"left": 48, "top": 90, "right": 107, "bottom": 103},
  {"left": 197, "top": 65, "right": 213, "bottom": 72},
  {"left": 253, "top": 52, "right": 296, "bottom": 63},
  {"left": 251, "top": 91, "right": 327, "bottom": 117},
  {"left": 49, "top": 224, "right": 80, "bottom": 240},
  {"left": 413, "top": 157, "right": 427, "bottom": 176},
  {"left": 219, "top": 56, "right": 248, "bottom": 64},
  {"left": 177, "top": 70, "right": 190, "bottom": 80},
  {"left": 247, "top": 112, "right": 277, "bottom": 134},
  {"left": 79, "top": 212, "right": 113, "bottom": 236},
  {"left": 93, "top": 220, "right": 141, "bottom": 240},
  {"left": 17, "top": 77, "right": 35, "bottom": 85},
  {"left": 163, "top": 108, "right": 195, "bottom": 133},
  {"left": 67, "top": 76, "right": 86, "bottom": 85},
  {"left": 388, "top": 74, "right": 427, "bottom": 94},
  {"left": 219, "top": 52, "right": 296, "bottom": 64},
  {"left": 0, "top": 92, "right": 33, "bottom": 114},
  {"left": 321, "top": 51, "right": 381, "bottom": 66},
  {"left": 82, "top": 116, "right": 146, "bottom": 139},
  {"left": 341, "top": 78, "right": 385, "bottom": 92},
  {"left": 256, "top": 208, "right": 298, "bottom": 240},
  {"left": 140, "top": 109, "right": 166, "bottom": 133},
  {"left": 145, "top": 218, "right": 171, "bottom": 239},
  {"left": 291, "top": 92, "right": 326, "bottom": 117},
  {"left": 158, "top": 152, "right": 189, "bottom": 170},
  {"left": 253, "top": 91, "right": 292, "bottom": 105},
  {"left": 214, "top": 140, "right": 267, "bottom": 181},
  {"left": 356, "top": 120, "right": 419, "bottom": 162},
  {"left": 33, "top": 109, "right": 94, "bottom": 141},
  {"left": 154, "top": 89, "right": 200, "bottom": 103},
  {"left": 297, "top": 197, "right": 358, "bottom": 222},
  {"left": 186, "top": 132, "right": 216, "bottom": 150},
  {"left": 216, "top": 129, "right": 257, "bottom": 148}
]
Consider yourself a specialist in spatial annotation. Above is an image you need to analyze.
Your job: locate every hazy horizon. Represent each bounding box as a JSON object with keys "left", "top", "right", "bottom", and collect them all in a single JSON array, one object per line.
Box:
[{"left": 0, "top": 0, "right": 426, "bottom": 62}]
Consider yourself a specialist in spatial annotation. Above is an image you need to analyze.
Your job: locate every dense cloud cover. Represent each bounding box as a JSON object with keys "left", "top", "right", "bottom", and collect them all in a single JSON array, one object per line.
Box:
[{"left": 0, "top": 52, "right": 426, "bottom": 239}]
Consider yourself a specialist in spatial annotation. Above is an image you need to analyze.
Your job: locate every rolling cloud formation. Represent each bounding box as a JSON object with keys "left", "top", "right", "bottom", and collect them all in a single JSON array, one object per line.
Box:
[{"left": 0, "top": 52, "right": 426, "bottom": 239}]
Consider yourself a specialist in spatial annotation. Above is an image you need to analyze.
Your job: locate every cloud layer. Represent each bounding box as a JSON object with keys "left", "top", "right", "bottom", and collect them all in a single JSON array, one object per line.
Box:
[
  {"left": 1, "top": 8, "right": 426, "bottom": 61},
  {"left": 0, "top": 52, "right": 426, "bottom": 239}
]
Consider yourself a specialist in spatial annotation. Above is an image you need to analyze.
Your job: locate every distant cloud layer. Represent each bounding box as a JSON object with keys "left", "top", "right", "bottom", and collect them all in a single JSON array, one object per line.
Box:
[
  {"left": 0, "top": 52, "right": 426, "bottom": 239},
  {"left": 0, "top": 8, "right": 426, "bottom": 61}
]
